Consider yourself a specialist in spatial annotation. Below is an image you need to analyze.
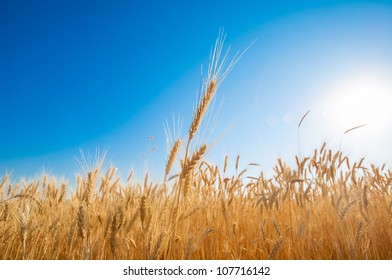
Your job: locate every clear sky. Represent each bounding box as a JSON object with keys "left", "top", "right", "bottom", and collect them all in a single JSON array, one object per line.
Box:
[{"left": 1, "top": 0, "right": 392, "bottom": 183}]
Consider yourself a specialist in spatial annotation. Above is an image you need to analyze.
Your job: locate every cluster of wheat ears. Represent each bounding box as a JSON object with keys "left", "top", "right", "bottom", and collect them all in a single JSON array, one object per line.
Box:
[{"left": 1, "top": 35, "right": 392, "bottom": 260}]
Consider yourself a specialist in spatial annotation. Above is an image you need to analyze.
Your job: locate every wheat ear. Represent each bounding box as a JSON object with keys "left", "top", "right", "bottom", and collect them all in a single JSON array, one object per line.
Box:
[{"left": 164, "top": 139, "right": 181, "bottom": 183}]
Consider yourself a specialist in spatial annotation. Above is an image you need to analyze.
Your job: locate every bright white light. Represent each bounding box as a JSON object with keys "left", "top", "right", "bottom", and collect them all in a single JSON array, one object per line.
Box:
[{"left": 321, "top": 74, "right": 392, "bottom": 136}]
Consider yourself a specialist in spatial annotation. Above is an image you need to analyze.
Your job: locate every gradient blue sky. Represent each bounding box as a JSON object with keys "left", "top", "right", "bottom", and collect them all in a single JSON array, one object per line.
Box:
[{"left": 1, "top": 0, "right": 392, "bottom": 183}]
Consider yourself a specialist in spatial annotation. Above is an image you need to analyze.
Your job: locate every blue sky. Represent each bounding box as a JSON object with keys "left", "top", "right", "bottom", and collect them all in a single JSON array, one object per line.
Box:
[{"left": 1, "top": 0, "right": 392, "bottom": 183}]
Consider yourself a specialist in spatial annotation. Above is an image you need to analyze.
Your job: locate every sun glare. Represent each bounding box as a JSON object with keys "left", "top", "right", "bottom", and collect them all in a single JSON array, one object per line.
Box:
[{"left": 321, "top": 74, "right": 392, "bottom": 136}]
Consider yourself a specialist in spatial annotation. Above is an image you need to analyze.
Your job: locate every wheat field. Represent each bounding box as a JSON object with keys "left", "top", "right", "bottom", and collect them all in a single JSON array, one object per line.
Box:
[{"left": 0, "top": 36, "right": 391, "bottom": 260}]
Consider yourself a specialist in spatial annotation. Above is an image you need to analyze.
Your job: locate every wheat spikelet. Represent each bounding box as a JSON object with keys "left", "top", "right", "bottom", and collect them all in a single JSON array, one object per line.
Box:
[
  {"left": 103, "top": 215, "right": 112, "bottom": 239},
  {"left": 117, "top": 205, "right": 125, "bottom": 230},
  {"left": 359, "top": 203, "right": 370, "bottom": 223},
  {"left": 304, "top": 185, "right": 312, "bottom": 202},
  {"left": 67, "top": 222, "right": 76, "bottom": 255},
  {"left": 19, "top": 202, "right": 31, "bottom": 259},
  {"left": 189, "top": 79, "right": 217, "bottom": 142},
  {"left": 335, "top": 194, "right": 343, "bottom": 210},
  {"left": 58, "top": 182, "right": 66, "bottom": 203},
  {"left": 139, "top": 195, "right": 152, "bottom": 232},
  {"left": 124, "top": 211, "right": 139, "bottom": 236},
  {"left": 0, "top": 175, "right": 8, "bottom": 195},
  {"left": 235, "top": 155, "right": 240, "bottom": 171},
  {"left": 268, "top": 237, "right": 283, "bottom": 259},
  {"left": 362, "top": 183, "right": 369, "bottom": 211},
  {"left": 150, "top": 232, "right": 165, "bottom": 260},
  {"left": 127, "top": 238, "right": 137, "bottom": 249},
  {"left": 109, "top": 211, "right": 119, "bottom": 255},
  {"left": 42, "top": 175, "right": 47, "bottom": 189},
  {"left": 184, "top": 236, "right": 197, "bottom": 260},
  {"left": 178, "top": 207, "right": 201, "bottom": 222},
  {"left": 339, "top": 200, "right": 357, "bottom": 221},
  {"left": 298, "top": 110, "right": 310, "bottom": 128},
  {"left": 223, "top": 155, "right": 228, "bottom": 173},
  {"left": 82, "top": 171, "right": 96, "bottom": 206},
  {"left": 344, "top": 124, "right": 367, "bottom": 135},
  {"left": 164, "top": 139, "right": 181, "bottom": 182},
  {"left": 127, "top": 169, "right": 134, "bottom": 183},
  {"left": 144, "top": 209, "right": 152, "bottom": 233},
  {"left": 77, "top": 205, "right": 85, "bottom": 239},
  {"left": 82, "top": 243, "right": 91, "bottom": 260},
  {"left": 355, "top": 221, "right": 363, "bottom": 243},
  {"left": 182, "top": 173, "right": 193, "bottom": 198},
  {"left": 2, "top": 202, "right": 9, "bottom": 222},
  {"left": 139, "top": 195, "right": 147, "bottom": 225},
  {"left": 232, "top": 222, "right": 237, "bottom": 235},
  {"left": 181, "top": 145, "right": 207, "bottom": 197}
]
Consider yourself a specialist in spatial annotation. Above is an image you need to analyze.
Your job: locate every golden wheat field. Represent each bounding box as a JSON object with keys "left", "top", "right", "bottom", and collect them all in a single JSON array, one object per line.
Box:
[{"left": 1, "top": 37, "right": 392, "bottom": 260}]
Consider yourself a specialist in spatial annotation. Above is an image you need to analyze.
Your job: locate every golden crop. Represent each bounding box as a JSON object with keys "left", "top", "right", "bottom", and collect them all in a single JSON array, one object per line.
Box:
[{"left": 1, "top": 34, "right": 391, "bottom": 260}]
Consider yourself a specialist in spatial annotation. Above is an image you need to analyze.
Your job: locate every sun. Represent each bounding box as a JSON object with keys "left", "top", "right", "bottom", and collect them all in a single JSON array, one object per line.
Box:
[{"left": 321, "top": 73, "right": 392, "bottom": 136}]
